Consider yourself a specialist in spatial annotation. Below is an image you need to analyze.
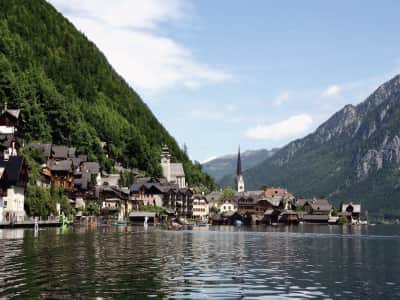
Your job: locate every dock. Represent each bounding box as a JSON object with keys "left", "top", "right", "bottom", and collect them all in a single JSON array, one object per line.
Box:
[{"left": 0, "top": 220, "right": 67, "bottom": 229}]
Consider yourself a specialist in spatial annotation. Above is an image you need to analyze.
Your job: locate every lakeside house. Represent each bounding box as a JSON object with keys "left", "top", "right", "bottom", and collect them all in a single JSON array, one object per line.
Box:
[
  {"left": 98, "top": 186, "right": 130, "bottom": 221},
  {"left": 218, "top": 200, "right": 235, "bottom": 214},
  {"left": 295, "top": 198, "right": 333, "bottom": 224},
  {"left": 0, "top": 156, "right": 28, "bottom": 223},
  {"left": 0, "top": 106, "right": 28, "bottom": 223},
  {"left": 192, "top": 194, "right": 209, "bottom": 221},
  {"left": 339, "top": 202, "right": 361, "bottom": 224},
  {"left": 234, "top": 188, "right": 296, "bottom": 225}
]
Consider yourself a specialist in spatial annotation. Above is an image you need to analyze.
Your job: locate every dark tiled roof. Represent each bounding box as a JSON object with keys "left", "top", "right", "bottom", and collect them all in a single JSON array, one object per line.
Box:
[
  {"left": 81, "top": 162, "right": 100, "bottom": 174},
  {"left": 130, "top": 183, "right": 144, "bottom": 192},
  {"left": 135, "top": 177, "right": 150, "bottom": 184},
  {"left": 48, "top": 159, "right": 72, "bottom": 171},
  {"left": 0, "top": 156, "right": 24, "bottom": 184},
  {"left": 130, "top": 182, "right": 173, "bottom": 194},
  {"left": 135, "top": 176, "right": 168, "bottom": 185},
  {"left": 51, "top": 145, "right": 69, "bottom": 159},
  {"left": 142, "top": 183, "right": 163, "bottom": 194},
  {"left": 68, "top": 147, "right": 76, "bottom": 158},
  {"left": 71, "top": 158, "right": 82, "bottom": 168},
  {"left": 74, "top": 172, "right": 91, "bottom": 190},
  {"left": 309, "top": 199, "right": 332, "bottom": 212}
]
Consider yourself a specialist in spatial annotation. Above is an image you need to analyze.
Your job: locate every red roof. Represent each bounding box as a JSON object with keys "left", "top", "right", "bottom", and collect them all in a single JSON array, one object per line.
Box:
[{"left": 263, "top": 188, "right": 292, "bottom": 198}]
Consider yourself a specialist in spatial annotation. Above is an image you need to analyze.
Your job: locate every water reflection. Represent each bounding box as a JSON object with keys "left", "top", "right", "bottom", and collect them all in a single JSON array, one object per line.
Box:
[{"left": 0, "top": 225, "right": 399, "bottom": 299}]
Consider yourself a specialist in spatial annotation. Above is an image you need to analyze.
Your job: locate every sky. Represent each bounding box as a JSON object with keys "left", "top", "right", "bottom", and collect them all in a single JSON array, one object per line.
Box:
[{"left": 49, "top": 0, "right": 400, "bottom": 163}]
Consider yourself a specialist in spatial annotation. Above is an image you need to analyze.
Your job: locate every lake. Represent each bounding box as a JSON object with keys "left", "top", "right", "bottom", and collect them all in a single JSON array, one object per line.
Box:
[{"left": 0, "top": 225, "right": 399, "bottom": 299}]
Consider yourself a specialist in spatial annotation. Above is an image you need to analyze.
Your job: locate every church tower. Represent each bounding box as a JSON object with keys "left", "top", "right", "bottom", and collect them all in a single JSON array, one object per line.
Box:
[
  {"left": 161, "top": 144, "right": 171, "bottom": 182},
  {"left": 236, "top": 146, "right": 245, "bottom": 193}
]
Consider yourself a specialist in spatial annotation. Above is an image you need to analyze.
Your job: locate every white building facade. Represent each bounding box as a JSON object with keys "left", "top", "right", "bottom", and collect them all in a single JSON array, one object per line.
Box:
[
  {"left": 1, "top": 186, "right": 25, "bottom": 222},
  {"left": 192, "top": 195, "right": 209, "bottom": 221},
  {"left": 219, "top": 201, "right": 236, "bottom": 214}
]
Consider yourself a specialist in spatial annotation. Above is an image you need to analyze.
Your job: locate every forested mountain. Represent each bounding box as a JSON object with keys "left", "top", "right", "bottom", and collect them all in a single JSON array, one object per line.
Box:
[
  {"left": 0, "top": 0, "right": 215, "bottom": 189},
  {"left": 222, "top": 74, "right": 400, "bottom": 218},
  {"left": 202, "top": 149, "right": 277, "bottom": 182}
]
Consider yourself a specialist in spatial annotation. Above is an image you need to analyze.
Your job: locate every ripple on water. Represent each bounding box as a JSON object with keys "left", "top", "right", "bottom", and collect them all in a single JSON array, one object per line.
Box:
[{"left": 0, "top": 226, "right": 400, "bottom": 299}]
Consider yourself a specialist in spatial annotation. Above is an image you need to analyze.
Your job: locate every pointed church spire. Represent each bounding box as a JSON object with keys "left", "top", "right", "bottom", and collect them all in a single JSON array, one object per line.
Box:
[
  {"left": 236, "top": 146, "right": 245, "bottom": 193},
  {"left": 236, "top": 146, "right": 242, "bottom": 176}
]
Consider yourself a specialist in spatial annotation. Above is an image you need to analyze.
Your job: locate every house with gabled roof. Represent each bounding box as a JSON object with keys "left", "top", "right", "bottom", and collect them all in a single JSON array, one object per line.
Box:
[
  {"left": 99, "top": 186, "right": 130, "bottom": 221},
  {"left": 0, "top": 156, "right": 28, "bottom": 223},
  {"left": 299, "top": 198, "right": 333, "bottom": 223},
  {"left": 340, "top": 202, "right": 361, "bottom": 224},
  {"left": 44, "top": 159, "right": 74, "bottom": 192},
  {"left": 51, "top": 145, "right": 70, "bottom": 160},
  {"left": 0, "top": 103, "right": 23, "bottom": 131}
]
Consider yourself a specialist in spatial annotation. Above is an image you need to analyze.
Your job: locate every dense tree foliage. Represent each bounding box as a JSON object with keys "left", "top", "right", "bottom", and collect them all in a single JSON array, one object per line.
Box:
[
  {"left": 220, "top": 187, "right": 236, "bottom": 202},
  {"left": 25, "top": 185, "right": 71, "bottom": 218},
  {"left": 0, "top": 0, "right": 216, "bottom": 190}
]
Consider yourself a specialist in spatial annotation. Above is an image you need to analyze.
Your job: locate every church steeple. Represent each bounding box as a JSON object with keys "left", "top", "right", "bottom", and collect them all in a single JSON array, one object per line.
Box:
[
  {"left": 235, "top": 146, "right": 245, "bottom": 193},
  {"left": 236, "top": 146, "right": 242, "bottom": 176}
]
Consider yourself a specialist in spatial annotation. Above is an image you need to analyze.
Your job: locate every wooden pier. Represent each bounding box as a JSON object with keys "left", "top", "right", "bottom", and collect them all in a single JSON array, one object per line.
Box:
[{"left": 0, "top": 220, "right": 66, "bottom": 229}]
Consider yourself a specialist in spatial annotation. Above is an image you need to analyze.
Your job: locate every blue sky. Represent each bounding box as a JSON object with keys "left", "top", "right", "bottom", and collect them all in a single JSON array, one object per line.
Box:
[{"left": 50, "top": 0, "right": 400, "bottom": 162}]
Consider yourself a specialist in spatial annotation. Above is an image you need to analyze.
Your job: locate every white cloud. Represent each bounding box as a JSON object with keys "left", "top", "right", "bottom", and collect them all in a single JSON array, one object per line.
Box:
[
  {"left": 322, "top": 85, "right": 341, "bottom": 97},
  {"left": 245, "top": 114, "right": 313, "bottom": 140},
  {"left": 274, "top": 91, "right": 289, "bottom": 106},
  {"left": 49, "top": 0, "right": 184, "bottom": 29},
  {"left": 48, "top": 0, "right": 230, "bottom": 93}
]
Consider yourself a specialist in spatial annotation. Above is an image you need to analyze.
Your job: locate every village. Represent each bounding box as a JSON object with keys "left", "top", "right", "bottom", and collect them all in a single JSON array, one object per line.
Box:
[{"left": 0, "top": 105, "right": 364, "bottom": 228}]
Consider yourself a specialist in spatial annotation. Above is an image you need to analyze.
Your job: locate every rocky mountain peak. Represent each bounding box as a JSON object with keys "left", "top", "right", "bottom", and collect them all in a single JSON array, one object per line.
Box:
[{"left": 239, "top": 74, "right": 400, "bottom": 218}]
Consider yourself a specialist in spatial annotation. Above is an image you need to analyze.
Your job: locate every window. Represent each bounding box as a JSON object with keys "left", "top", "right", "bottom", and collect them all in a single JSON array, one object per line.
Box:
[{"left": 4, "top": 201, "right": 7, "bottom": 208}]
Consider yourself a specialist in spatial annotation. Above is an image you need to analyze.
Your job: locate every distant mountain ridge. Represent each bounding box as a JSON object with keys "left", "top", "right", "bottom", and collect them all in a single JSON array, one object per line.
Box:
[
  {"left": 221, "top": 74, "right": 400, "bottom": 218},
  {"left": 202, "top": 148, "right": 278, "bottom": 182}
]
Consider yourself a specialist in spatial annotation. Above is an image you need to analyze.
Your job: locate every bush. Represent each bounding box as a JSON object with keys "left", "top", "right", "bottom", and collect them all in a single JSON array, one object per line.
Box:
[
  {"left": 25, "top": 184, "right": 72, "bottom": 218},
  {"left": 338, "top": 215, "right": 348, "bottom": 225}
]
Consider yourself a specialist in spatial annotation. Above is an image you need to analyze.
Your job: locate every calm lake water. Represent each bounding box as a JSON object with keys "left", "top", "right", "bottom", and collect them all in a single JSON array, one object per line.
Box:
[{"left": 0, "top": 225, "right": 399, "bottom": 299}]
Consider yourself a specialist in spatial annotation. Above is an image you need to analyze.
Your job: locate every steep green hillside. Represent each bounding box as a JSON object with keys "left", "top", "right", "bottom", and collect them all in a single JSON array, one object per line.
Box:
[
  {"left": 0, "top": 0, "right": 215, "bottom": 189},
  {"left": 225, "top": 75, "right": 400, "bottom": 218}
]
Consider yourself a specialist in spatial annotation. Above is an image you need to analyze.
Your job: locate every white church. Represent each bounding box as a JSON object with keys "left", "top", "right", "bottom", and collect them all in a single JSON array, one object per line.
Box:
[{"left": 160, "top": 145, "right": 186, "bottom": 188}]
